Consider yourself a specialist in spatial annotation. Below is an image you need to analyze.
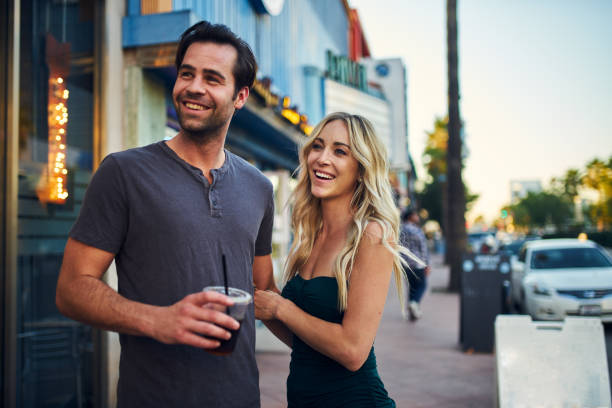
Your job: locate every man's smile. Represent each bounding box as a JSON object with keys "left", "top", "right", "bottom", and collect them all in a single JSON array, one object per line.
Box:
[
  {"left": 185, "top": 102, "right": 205, "bottom": 110},
  {"left": 181, "top": 99, "right": 212, "bottom": 112}
]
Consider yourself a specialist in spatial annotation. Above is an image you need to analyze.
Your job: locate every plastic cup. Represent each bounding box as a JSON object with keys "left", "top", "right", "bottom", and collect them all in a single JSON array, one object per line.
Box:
[{"left": 202, "top": 286, "right": 252, "bottom": 356}]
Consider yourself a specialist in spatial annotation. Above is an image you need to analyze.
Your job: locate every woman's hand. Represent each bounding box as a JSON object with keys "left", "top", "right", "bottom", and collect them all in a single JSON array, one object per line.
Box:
[{"left": 254, "top": 289, "right": 284, "bottom": 321}]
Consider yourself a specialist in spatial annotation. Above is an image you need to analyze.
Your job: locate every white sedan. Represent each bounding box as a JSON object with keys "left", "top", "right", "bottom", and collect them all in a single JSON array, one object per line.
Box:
[{"left": 512, "top": 238, "right": 612, "bottom": 322}]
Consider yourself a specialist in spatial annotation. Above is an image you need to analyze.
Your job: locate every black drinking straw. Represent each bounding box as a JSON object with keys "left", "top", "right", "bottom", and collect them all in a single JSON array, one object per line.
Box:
[{"left": 222, "top": 254, "right": 229, "bottom": 295}]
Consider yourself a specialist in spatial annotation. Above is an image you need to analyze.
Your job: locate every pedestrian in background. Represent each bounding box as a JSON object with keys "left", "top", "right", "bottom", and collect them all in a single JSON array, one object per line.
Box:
[
  {"left": 55, "top": 21, "right": 276, "bottom": 407},
  {"left": 400, "top": 209, "right": 431, "bottom": 321}
]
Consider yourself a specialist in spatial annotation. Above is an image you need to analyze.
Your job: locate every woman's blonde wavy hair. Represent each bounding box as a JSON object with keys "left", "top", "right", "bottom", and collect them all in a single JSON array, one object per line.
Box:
[{"left": 282, "top": 112, "right": 421, "bottom": 311}]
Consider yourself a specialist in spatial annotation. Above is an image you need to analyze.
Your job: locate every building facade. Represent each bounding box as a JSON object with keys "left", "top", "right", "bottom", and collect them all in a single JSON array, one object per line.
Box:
[
  {"left": 362, "top": 57, "right": 413, "bottom": 207},
  {"left": 1, "top": 0, "right": 415, "bottom": 406}
]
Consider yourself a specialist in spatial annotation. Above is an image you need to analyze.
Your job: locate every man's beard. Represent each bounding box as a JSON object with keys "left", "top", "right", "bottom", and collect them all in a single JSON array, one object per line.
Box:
[
  {"left": 175, "top": 100, "right": 233, "bottom": 145},
  {"left": 178, "top": 113, "right": 228, "bottom": 144}
]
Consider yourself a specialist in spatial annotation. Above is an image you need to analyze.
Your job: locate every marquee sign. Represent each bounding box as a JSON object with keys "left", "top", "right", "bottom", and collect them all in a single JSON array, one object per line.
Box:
[{"left": 326, "top": 50, "right": 368, "bottom": 92}]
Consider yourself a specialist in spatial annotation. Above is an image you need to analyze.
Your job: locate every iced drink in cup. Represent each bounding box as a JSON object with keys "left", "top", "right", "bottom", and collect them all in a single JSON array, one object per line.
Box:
[{"left": 202, "top": 286, "right": 252, "bottom": 356}]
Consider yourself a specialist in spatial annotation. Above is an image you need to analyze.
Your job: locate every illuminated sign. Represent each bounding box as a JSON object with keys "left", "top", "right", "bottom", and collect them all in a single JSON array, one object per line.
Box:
[
  {"left": 252, "top": 78, "right": 280, "bottom": 108},
  {"left": 326, "top": 50, "right": 368, "bottom": 91},
  {"left": 251, "top": 78, "right": 312, "bottom": 135}
]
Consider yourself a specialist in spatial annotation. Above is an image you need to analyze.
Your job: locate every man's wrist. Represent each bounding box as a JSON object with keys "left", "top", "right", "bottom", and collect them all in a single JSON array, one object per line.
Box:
[{"left": 137, "top": 304, "right": 160, "bottom": 338}]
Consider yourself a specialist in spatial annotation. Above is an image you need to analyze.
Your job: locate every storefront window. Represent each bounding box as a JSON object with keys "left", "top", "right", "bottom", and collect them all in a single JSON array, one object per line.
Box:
[{"left": 17, "top": 0, "right": 96, "bottom": 406}]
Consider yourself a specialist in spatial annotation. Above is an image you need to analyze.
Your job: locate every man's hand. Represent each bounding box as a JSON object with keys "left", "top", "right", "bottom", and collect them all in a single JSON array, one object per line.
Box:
[
  {"left": 151, "top": 291, "right": 240, "bottom": 349},
  {"left": 57, "top": 238, "right": 241, "bottom": 350},
  {"left": 425, "top": 266, "right": 431, "bottom": 277}
]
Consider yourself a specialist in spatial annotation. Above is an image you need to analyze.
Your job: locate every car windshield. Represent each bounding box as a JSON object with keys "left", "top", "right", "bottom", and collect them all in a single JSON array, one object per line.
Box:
[
  {"left": 501, "top": 242, "right": 523, "bottom": 255},
  {"left": 531, "top": 247, "right": 612, "bottom": 269}
]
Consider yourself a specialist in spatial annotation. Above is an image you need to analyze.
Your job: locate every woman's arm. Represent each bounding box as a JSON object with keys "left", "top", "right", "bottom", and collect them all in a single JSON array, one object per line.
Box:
[{"left": 255, "top": 222, "right": 392, "bottom": 371}]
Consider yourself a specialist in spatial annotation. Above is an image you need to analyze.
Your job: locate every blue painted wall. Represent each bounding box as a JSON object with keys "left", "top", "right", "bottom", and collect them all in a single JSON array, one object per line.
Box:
[{"left": 125, "top": 0, "right": 349, "bottom": 125}]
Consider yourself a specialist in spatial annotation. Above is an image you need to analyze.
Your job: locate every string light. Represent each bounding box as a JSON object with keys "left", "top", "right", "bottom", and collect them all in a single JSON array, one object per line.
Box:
[{"left": 46, "top": 76, "right": 69, "bottom": 203}]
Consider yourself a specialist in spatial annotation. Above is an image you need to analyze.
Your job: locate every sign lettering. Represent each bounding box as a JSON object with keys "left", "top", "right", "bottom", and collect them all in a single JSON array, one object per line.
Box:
[{"left": 326, "top": 50, "right": 368, "bottom": 91}]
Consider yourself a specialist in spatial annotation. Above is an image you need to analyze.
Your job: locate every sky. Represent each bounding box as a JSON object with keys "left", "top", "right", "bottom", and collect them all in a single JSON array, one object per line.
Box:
[{"left": 349, "top": 0, "right": 612, "bottom": 224}]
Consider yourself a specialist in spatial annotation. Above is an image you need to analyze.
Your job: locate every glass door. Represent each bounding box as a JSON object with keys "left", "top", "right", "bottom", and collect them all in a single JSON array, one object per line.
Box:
[
  {"left": 17, "top": 0, "right": 97, "bottom": 406},
  {"left": 1, "top": 1, "right": 9, "bottom": 404}
]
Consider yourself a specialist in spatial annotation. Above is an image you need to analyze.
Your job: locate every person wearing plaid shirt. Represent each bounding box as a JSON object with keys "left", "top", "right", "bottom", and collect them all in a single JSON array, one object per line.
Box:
[{"left": 399, "top": 209, "right": 431, "bottom": 321}]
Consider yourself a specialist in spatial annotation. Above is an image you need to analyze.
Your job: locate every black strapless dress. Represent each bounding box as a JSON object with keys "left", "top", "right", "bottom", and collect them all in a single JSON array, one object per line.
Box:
[{"left": 281, "top": 274, "right": 396, "bottom": 408}]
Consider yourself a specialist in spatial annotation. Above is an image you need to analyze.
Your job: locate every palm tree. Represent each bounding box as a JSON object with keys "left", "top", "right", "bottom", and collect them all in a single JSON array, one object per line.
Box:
[
  {"left": 582, "top": 158, "right": 612, "bottom": 230},
  {"left": 446, "top": 0, "right": 466, "bottom": 292}
]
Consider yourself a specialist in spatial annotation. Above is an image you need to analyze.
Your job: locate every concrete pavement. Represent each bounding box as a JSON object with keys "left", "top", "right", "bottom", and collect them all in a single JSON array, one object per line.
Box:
[{"left": 256, "top": 254, "right": 496, "bottom": 407}]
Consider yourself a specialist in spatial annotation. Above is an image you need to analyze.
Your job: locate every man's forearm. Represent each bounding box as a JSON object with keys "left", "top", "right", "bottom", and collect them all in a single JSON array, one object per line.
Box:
[{"left": 56, "top": 274, "right": 158, "bottom": 337}]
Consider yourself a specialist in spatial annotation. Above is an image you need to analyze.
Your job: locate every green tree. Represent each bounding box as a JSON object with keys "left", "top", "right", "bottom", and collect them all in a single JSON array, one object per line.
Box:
[
  {"left": 418, "top": 178, "right": 444, "bottom": 225},
  {"left": 550, "top": 168, "right": 582, "bottom": 200},
  {"left": 423, "top": 116, "right": 448, "bottom": 182},
  {"left": 501, "top": 156, "right": 612, "bottom": 231},
  {"left": 418, "top": 117, "right": 478, "bottom": 230},
  {"left": 581, "top": 157, "right": 612, "bottom": 230},
  {"left": 419, "top": 117, "right": 448, "bottom": 229},
  {"left": 549, "top": 168, "right": 582, "bottom": 226},
  {"left": 510, "top": 191, "right": 572, "bottom": 230},
  {"left": 418, "top": 179, "right": 478, "bottom": 228}
]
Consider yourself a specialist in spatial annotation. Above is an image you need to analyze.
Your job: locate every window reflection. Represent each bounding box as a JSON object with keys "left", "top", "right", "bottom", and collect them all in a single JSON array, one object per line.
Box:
[{"left": 18, "top": 0, "right": 96, "bottom": 406}]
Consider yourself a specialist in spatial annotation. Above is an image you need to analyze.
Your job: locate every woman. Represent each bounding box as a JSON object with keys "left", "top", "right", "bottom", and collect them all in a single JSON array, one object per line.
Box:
[{"left": 255, "top": 112, "right": 421, "bottom": 407}]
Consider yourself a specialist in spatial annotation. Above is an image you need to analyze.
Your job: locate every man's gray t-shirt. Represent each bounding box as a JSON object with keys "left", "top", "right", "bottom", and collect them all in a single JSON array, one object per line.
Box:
[{"left": 70, "top": 141, "right": 274, "bottom": 407}]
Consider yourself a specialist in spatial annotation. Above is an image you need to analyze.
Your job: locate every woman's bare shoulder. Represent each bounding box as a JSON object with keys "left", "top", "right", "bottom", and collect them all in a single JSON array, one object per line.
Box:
[{"left": 362, "top": 220, "right": 385, "bottom": 245}]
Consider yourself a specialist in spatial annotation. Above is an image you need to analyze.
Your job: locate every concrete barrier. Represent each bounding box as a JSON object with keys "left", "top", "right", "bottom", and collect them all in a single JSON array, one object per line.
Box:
[{"left": 495, "top": 315, "right": 611, "bottom": 407}]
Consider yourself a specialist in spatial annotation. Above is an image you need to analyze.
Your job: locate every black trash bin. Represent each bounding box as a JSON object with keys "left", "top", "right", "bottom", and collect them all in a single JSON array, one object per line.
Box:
[{"left": 460, "top": 253, "right": 511, "bottom": 352}]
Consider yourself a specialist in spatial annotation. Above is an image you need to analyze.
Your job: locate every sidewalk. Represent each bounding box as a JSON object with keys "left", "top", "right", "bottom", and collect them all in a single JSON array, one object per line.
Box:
[{"left": 256, "top": 253, "right": 496, "bottom": 407}]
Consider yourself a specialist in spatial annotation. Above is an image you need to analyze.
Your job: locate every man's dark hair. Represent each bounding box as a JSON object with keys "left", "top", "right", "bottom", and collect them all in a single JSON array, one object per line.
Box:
[{"left": 175, "top": 21, "right": 257, "bottom": 97}]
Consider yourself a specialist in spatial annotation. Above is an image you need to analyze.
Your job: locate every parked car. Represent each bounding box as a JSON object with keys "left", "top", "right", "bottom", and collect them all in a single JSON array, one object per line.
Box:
[
  {"left": 499, "top": 236, "right": 541, "bottom": 258},
  {"left": 499, "top": 236, "right": 541, "bottom": 272},
  {"left": 511, "top": 238, "right": 612, "bottom": 322},
  {"left": 467, "top": 231, "right": 498, "bottom": 253}
]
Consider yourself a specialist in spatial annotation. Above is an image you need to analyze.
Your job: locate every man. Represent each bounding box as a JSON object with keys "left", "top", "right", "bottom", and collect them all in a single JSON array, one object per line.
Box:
[
  {"left": 56, "top": 21, "right": 276, "bottom": 407},
  {"left": 400, "top": 209, "right": 431, "bottom": 321}
]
